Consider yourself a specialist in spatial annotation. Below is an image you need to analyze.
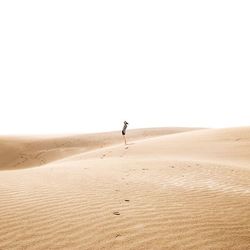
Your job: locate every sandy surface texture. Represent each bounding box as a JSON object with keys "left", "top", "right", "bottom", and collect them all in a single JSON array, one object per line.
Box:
[{"left": 0, "top": 127, "right": 250, "bottom": 249}]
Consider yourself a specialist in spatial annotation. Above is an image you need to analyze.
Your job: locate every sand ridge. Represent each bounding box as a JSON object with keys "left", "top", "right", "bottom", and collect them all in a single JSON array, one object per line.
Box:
[
  {"left": 0, "top": 127, "right": 199, "bottom": 170},
  {"left": 0, "top": 127, "right": 250, "bottom": 249}
]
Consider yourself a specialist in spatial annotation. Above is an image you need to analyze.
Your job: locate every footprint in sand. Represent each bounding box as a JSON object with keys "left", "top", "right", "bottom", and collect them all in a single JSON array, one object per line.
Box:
[
  {"left": 101, "top": 151, "right": 112, "bottom": 159},
  {"left": 100, "top": 154, "right": 106, "bottom": 159},
  {"left": 120, "top": 147, "right": 129, "bottom": 157}
]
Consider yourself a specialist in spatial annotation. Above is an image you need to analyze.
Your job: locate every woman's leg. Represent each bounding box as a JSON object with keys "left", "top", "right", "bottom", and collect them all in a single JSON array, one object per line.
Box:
[{"left": 123, "top": 134, "right": 127, "bottom": 145}]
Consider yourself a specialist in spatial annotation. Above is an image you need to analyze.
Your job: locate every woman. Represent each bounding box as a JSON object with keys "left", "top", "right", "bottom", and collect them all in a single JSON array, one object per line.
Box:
[{"left": 122, "top": 121, "right": 129, "bottom": 145}]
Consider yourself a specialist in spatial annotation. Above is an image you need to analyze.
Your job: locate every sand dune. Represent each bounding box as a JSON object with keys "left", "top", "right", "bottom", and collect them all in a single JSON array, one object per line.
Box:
[
  {"left": 0, "top": 127, "right": 197, "bottom": 170},
  {"left": 0, "top": 127, "right": 250, "bottom": 249}
]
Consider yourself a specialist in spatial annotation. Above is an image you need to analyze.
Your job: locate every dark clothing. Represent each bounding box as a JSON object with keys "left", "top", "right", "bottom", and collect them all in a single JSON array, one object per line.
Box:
[{"left": 122, "top": 123, "right": 128, "bottom": 135}]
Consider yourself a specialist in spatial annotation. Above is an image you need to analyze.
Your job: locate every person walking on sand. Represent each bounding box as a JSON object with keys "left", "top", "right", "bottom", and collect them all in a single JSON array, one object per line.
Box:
[{"left": 122, "top": 121, "right": 129, "bottom": 145}]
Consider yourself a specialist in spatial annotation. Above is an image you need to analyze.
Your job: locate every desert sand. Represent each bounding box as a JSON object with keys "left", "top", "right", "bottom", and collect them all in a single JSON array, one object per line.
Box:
[{"left": 0, "top": 127, "right": 250, "bottom": 249}]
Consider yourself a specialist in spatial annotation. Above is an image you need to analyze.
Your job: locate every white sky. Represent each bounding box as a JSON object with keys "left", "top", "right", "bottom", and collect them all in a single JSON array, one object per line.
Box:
[{"left": 0, "top": 1, "right": 250, "bottom": 134}]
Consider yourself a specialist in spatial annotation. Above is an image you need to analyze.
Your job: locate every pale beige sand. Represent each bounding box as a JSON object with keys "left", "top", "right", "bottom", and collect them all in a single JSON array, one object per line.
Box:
[{"left": 0, "top": 127, "right": 250, "bottom": 249}]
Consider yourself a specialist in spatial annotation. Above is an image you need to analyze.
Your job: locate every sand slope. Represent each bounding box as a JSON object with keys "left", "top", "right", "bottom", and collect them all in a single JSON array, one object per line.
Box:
[
  {"left": 0, "top": 127, "right": 250, "bottom": 249},
  {"left": 0, "top": 127, "right": 197, "bottom": 170}
]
